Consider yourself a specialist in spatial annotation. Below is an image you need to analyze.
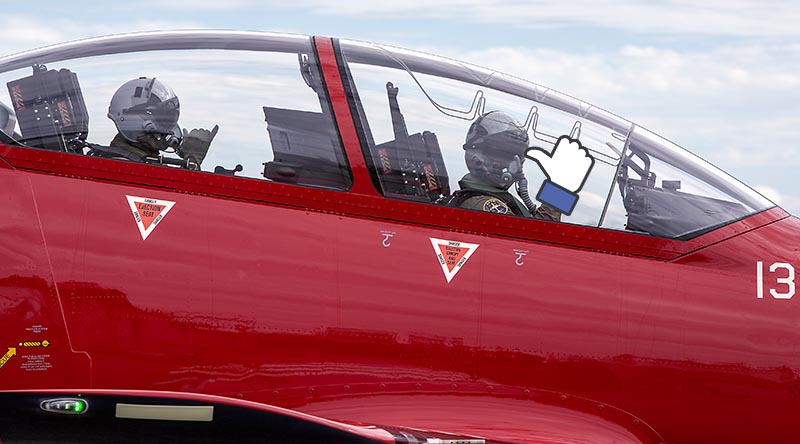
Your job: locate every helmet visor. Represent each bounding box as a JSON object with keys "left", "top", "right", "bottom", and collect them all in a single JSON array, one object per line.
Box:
[
  {"left": 122, "top": 78, "right": 180, "bottom": 133},
  {"left": 465, "top": 111, "right": 529, "bottom": 157},
  {"left": 480, "top": 113, "right": 525, "bottom": 138}
]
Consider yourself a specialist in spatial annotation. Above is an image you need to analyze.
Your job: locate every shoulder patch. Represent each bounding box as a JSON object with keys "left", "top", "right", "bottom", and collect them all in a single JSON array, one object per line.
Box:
[{"left": 482, "top": 197, "right": 509, "bottom": 214}]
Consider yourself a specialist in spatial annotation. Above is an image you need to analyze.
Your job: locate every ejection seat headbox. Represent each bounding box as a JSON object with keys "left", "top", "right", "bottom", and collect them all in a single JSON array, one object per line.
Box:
[{"left": 6, "top": 64, "right": 89, "bottom": 152}]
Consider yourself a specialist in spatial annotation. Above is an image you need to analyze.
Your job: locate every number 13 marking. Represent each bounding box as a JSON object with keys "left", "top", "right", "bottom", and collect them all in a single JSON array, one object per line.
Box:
[{"left": 757, "top": 261, "right": 796, "bottom": 299}]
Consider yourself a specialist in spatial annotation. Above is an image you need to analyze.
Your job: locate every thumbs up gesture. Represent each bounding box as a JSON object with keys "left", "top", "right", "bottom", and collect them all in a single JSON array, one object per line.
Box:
[{"left": 526, "top": 136, "right": 595, "bottom": 216}]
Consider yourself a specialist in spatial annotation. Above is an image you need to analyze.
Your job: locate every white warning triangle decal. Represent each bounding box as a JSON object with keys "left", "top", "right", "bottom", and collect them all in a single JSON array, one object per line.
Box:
[
  {"left": 125, "top": 195, "right": 176, "bottom": 240},
  {"left": 430, "top": 238, "right": 480, "bottom": 283}
]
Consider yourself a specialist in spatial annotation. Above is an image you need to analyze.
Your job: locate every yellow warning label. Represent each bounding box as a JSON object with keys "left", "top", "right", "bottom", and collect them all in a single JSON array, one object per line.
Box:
[
  {"left": 0, "top": 347, "right": 16, "bottom": 369},
  {"left": 11, "top": 85, "right": 24, "bottom": 110},
  {"left": 378, "top": 148, "right": 392, "bottom": 174},
  {"left": 57, "top": 100, "right": 73, "bottom": 127}
]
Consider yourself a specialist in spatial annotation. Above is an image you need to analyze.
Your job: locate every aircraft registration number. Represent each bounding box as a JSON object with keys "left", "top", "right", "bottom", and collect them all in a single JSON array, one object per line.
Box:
[{"left": 757, "top": 261, "right": 796, "bottom": 299}]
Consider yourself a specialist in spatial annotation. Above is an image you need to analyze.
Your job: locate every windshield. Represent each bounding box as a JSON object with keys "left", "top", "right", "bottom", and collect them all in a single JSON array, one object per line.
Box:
[
  {"left": 612, "top": 126, "right": 773, "bottom": 238},
  {"left": 338, "top": 38, "right": 774, "bottom": 239}
]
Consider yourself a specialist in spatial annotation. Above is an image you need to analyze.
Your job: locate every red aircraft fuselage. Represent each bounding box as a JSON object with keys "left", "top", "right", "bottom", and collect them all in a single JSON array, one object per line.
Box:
[{"left": 0, "top": 34, "right": 798, "bottom": 444}]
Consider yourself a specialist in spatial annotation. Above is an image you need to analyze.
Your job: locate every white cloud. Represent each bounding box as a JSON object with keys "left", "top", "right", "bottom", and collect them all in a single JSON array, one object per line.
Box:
[
  {"left": 0, "top": 15, "right": 203, "bottom": 58},
  {"left": 206, "top": 0, "right": 800, "bottom": 38},
  {"left": 398, "top": 40, "right": 797, "bottom": 215},
  {"left": 755, "top": 185, "right": 782, "bottom": 204},
  {"left": 0, "top": 17, "right": 69, "bottom": 57},
  {"left": 755, "top": 186, "right": 800, "bottom": 216},
  {"left": 440, "top": 42, "right": 800, "bottom": 171},
  {"left": 139, "top": 0, "right": 257, "bottom": 9}
]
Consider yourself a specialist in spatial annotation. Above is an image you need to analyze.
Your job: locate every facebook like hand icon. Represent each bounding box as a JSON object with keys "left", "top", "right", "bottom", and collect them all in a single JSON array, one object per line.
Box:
[{"left": 526, "top": 136, "right": 595, "bottom": 216}]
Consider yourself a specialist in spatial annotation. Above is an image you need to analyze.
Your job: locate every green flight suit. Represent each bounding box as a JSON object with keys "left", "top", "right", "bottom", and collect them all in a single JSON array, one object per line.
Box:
[
  {"left": 90, "top": 133, "right": 156, "bottom": 162},
  {"left": 453, "top": 174, "right": 561, "bottom": 221}
]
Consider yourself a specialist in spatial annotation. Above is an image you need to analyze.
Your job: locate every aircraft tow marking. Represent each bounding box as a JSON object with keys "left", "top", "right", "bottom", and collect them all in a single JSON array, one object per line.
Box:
[{"left": 20, "top": 340, "right": 50, "bottom": 348}]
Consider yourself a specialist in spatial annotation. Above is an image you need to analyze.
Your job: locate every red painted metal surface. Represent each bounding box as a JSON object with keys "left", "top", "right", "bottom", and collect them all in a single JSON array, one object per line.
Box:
[
  {"left": 2, "top": 164, "right": 797, "bottom": 443},
  {"left": 0, "top": 123, "right": 789, "bottom": 263},
  {"left": 0, "top": 35, "right": 797, "bottom": 444},
  {"left": 0, "top": 167, "right": 91, "bottom": 389},
  {"left": 315, "top": 37, "right": 379, "bottom": 198},
  {"left": 301, "top": 391, "right": 660, "bottom": 444}
]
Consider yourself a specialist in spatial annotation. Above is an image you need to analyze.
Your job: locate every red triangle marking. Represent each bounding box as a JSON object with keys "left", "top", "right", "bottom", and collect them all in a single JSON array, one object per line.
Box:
[
  {"left": 126, "top": 195, "right": 176, "bottom": 241},
  {"left": 429, "top": 238, "right": 480, "bottom": 283},
  {"left": 436, "top": 244, "right": 469, "bottom": 272},
  {"left": 135, "top": 201, "right": 167, "bottom": 230}
]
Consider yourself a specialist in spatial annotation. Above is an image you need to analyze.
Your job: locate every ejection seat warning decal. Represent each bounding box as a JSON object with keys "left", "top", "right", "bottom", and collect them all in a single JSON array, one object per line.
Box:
[
  {"left": 430, "top": 238, "right": 479, "bottom": 283},
  {"left": 126, "top": 195, "right": 176, "bottom": 240},
  {"left": 0, "top": 347, "right": 16, "bottom": 370}
]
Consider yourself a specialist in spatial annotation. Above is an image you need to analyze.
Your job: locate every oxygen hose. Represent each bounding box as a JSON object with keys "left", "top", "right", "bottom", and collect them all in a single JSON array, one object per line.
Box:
[{"left": 516, "top": 175, "right": 538, "bottom": 214}]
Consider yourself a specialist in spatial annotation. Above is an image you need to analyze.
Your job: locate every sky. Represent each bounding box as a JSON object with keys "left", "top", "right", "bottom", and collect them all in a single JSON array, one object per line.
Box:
[{"left": 4, "top": 0, "right": 800, "bottom": 215}]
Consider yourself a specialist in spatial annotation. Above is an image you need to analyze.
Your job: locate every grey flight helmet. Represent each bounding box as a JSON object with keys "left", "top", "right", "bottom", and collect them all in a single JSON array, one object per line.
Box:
[
  {"left": 463, "top": 111, "right": 529, "bottom": 189},
  {"left": 107, "top": 77, "right": 180, "bottom": 144}
]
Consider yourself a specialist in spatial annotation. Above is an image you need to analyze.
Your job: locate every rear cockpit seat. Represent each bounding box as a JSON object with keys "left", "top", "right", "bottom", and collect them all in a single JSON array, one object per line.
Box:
[{"left": 6, "top": 64, "right": 89, "bottom": 153}]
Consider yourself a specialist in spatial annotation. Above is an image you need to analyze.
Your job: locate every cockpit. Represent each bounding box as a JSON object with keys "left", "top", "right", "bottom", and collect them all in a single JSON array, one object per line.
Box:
[
  {"left": 0, "top": 31, "right": 775, "bottom": 240},
  {"left": 336, "top": 38, "right": 774, "bottom": 238},
  {"left": 0, "top": 32, "right": 353, "bottom": 192}
]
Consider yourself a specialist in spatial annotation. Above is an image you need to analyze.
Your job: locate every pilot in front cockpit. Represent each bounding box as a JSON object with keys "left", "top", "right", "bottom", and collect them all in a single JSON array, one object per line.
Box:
[
  {"left": 92, "top": 77, "right": 217, "bottom": 169},
  {"left": 449, "top": 111, "right": 560, "bottom": 221}
]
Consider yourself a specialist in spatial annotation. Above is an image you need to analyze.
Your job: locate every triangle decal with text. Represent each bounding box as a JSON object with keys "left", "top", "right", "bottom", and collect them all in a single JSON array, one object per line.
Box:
[
  {"left": 126, "top": 195, "right": 176, "bottom": 240},
  {"left": 430, "top": 238, "right": 480, "bottom": 283}
]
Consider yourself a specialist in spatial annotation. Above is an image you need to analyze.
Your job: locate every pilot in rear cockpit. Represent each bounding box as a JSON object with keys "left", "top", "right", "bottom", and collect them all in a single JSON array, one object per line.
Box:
[
  {"left": 91, "top": 77, "right": 217, "bottom": 169},
  {"left": 449, "top": 111, "right": 560, "bottom": 221}
]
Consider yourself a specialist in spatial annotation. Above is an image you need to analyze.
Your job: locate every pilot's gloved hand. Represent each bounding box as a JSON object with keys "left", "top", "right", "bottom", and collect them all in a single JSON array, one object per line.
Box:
[{"left": 180, "top": 124, "right": 219, "bottom": 165}]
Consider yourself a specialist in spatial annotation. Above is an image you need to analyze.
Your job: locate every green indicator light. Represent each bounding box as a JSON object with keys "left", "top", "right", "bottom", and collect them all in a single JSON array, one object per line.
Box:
[{"left": 41, "top": 398, "right": 88, "bottom": 415}]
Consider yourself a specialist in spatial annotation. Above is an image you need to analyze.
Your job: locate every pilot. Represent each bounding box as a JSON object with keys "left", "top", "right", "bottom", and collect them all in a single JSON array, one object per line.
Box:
[
  {"left": 450, "top": 111, "right": 560, "bottom": 221},
  {"left": 97, "top": 77, "right": 217, "bottom": 167}
]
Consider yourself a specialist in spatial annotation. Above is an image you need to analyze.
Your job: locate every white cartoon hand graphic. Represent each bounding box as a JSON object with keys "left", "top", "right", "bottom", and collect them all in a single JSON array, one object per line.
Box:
[{"left": 526, "top": 136, "right": 595, "bottom": 215}]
